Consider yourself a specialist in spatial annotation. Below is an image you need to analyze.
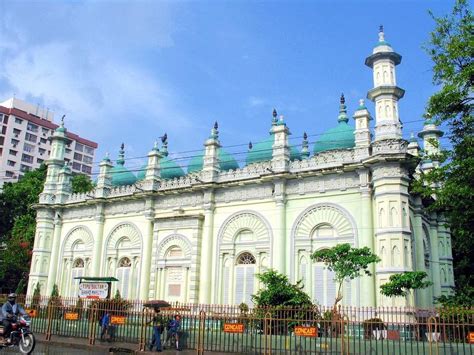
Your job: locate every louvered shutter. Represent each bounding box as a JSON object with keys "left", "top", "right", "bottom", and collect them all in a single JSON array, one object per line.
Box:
[
  {"left": 300, "top": 263, "right": 307, "bottom": 289},
  {"left": 235, "top": 267, "right": 244, "bottom": 304},
  {"left": 117, "top": 268, "right": 124, "bottom": 297},
  {"left": 122, "top": 268, "right": 130, "bottom": 299},
  {"left": 313, "top": 265, "right": 324, "bottom": 305},
  {"left": 223, "top": 267, "right": 230, "bottom": 304},
  {"left": 245, "top": 266, "right": 255, "bottom": 305},
  {"left": 326, "top": 270, "right": 336, "bottom": 307}
]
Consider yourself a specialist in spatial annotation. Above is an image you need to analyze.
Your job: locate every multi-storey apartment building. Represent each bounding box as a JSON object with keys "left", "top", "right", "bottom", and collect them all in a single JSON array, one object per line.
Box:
[{"left": 0, "top": 98, "right": 98, "bottom": 187}]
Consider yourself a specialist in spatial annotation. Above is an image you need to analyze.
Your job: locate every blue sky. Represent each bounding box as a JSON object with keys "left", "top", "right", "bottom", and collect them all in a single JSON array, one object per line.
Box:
[{"left": 0, "top": 0, "right": 454, "bottom": 174}]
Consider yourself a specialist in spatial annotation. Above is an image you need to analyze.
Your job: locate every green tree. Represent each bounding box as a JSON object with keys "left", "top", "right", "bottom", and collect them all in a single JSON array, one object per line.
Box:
[
  {"left": 71, "top": 174, "right": 94, "bottom": 193},
  {"left": 251, "top": 269, "right": 313, "bottom": 308},
  {"left": 415, "top": 0, "right": 474, "bottom": 292},
  {"left": 311, "top": 243, "right": 380, "bottom": 307},
  {"left": 380, "top": 271, "right": 432, "bottom": 298},
  {"left": 0, "top": 165, "right": 96, "bottom": 292}
]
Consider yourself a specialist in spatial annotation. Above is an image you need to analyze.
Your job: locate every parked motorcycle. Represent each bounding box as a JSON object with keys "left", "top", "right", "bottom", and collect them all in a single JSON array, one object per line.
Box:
[{"left": 0, "top": 315, "right": 36, "bottom": 354}]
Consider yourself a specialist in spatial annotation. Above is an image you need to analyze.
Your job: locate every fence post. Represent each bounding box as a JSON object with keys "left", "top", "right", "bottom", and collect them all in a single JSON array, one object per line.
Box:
[
  {"left": 263, "top": 311, "right": 272, "bottom": 355},
  {"left": 427, "top": 316, "right": 439, "bottom": 355},
  {"left": 197, "top": 310, "right": 206, "bottom": 355},
  {"left": 88, "top": 303, "right": 97, "bottom": 345},
  {"left": 45, "top": 301, "right": 53, "bottom": 341},
  {"left": 138, "top": 307, "right": 148, "bottom": 352}
]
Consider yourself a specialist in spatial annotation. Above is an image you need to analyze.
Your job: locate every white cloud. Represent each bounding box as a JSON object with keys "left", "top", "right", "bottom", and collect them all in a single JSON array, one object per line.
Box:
[{"left": 248, "top": 96, "right": 265, "bottom": 107}]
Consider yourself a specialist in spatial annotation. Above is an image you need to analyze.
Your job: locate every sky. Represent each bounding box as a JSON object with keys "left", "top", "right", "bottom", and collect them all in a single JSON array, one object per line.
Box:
[{"left": 0, "top": 0, "right": 455, "bottom": 175}]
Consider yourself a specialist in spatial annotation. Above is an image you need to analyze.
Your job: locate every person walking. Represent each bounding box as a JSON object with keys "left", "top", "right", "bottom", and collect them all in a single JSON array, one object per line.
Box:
[
  {"left": 148, "top": 308, "right": 164, "bottom": 352},
  {"left": 164, "top": 314, "right": 181, "bottom": 351},
  {"left": 99, "top": 311, "right": 110, "bottom": 341}
]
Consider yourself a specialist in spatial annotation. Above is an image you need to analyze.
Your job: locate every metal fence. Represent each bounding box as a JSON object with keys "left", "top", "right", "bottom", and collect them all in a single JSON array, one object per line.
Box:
[{"left": 1, "top": 294, "right": 473, "bottom": 354}]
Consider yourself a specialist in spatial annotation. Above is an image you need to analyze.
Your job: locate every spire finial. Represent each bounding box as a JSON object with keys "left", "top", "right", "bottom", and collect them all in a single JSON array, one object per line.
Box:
[
  {"left": 60, "top": 114, "right": 65, "bottom": 126},
  {"left": 359, "top": 99, "right": 365, "bottom": 107},
  {"left": 117, "top": 143, "right": 125, "bottom": 166},
  {"left": 248, "top": 141, "right": 253, "bottom": 150},
  {"left": 303, "top": 132, "right": 308, "bottom": 140},
  {"left": 338, "top": 93, "right": 349, "bottom": 123},
  {"left": 301, "top": 131, "right": 310, "bottom": 159},
  {"left": 153, "top": 140, "right": 159, "bottom": 151},
  {"left": 272, "top": 108, "right": 278, "bottom": 126},
  {"left": 210, "top": 121, "right": 219, "bottom": 139},
  {"left": 161, "top": 133, "right": 168, "bottom": 157},
  {"left": 272, "top": 108, "right": 277, "bottom": 118},
  {"left": 378, "top": 25, "right": 385, "bottom": 42}
]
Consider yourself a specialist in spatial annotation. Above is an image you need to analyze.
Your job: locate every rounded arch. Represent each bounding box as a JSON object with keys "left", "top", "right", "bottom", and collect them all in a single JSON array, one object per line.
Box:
[
  {"left": 156, "top": 234, "right": 192, "bottom": 260},
  {"left": 217, "top": 210, "right": 272, "bottom": 245},
  {"left": 62, "top": 226, "right": 94, "bottom": 253},
  {"left": 292, "top": 203, "right": 357, "bottom": 242},
  {"left": 105, "top": 222, "right": 142, "bottom": 251}
]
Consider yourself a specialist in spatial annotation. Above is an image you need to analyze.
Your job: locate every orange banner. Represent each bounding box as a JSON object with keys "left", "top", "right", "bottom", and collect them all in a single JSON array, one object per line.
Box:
[
  {"left": 223, "top": 323, "right": 244, "bottom": 333},
  {"left": 468, "top": 332, "right": 474, "bottom": 344},
  {"left": 25, "top": 309, "right": 37, "bottom": 318},
  {"left": 64, "top": 312, "right": 79, "bottom": 320},
  {"left": 111, "top": 316, "right": 126, "bottom": 325},
  {"left": 294, "top": 326, "right": 318, "bottom": 337}
]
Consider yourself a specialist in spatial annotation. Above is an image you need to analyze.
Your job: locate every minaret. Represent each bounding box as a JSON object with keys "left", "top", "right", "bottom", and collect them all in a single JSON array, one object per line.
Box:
[
  {"left": 96, "top": 153, "right": 113, "bottom": 198},
  {"left": 40, "top": 116, "right": 69, "bottom": 203},
  {"left": 271, "top": 109, "right": 291, "bottom": 173},
  {"left": 365, "top": 26, "right": 405, "bottom": 141},
  {"left": 353, "top": 99, "right": 372, "bottom": 160},
  {"left": 144, "top": 141, "right": 162, "bottom": 190},
  {"left": 301, "top": 132, "right": 310, "bottom": 159}
]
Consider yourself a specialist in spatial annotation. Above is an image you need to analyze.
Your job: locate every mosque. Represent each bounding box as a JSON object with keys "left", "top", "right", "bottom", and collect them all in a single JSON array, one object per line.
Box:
[{"left": 27, "top": 28, "right": 454, "bottom": 307}]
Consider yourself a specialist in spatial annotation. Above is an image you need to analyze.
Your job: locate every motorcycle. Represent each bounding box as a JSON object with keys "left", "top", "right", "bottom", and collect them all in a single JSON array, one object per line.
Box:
[{"left": 0, "top": 315, "right": 36, "bottom": 354}]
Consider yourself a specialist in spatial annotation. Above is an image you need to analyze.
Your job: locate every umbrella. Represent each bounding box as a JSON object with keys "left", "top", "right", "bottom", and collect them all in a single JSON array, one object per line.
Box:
[{"left": 143, "top": 300, "right": 171, "bottom": 308}]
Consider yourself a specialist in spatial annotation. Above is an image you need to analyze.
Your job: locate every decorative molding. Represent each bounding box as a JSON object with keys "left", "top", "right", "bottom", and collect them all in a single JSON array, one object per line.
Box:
[
  {"left": 104, "top": 200, "right": 145, "bottom": 216},
  {"left": 154, "top": 216, "right": 203, "bottom": 231},
  {"left": 215, "top": 184, "right": 273, "bottom": 203},
  {"left": 63, "top": 206, "right": 96, "bottom": 220},
  {"left": 155, "top": 193, "right": 203, "bottom": 210},
  {"left": 156, "top": 234, "right": 193, "bottom": 260},
  {"left": 290, "top": 149, "right": 356, "bottom": 172},
  {"left": 286, "top": 173, "right": 359, "bottom": 196},
  {"left": 217, "top": 211, "right": 272, "bottom": 246},
  {"left": 105, "top": 223, "right": 142, "bottom": 251}
]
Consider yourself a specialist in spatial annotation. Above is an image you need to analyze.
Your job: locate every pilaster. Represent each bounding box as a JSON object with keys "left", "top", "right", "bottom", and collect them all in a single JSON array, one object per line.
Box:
[
  {"left": 46, "top": 212, "right": 63, "bottom": 295},
  {"left": 272, "top": 179, "right": 287, "bottom": 274},
  {"left": 140, "top": 199, "right": 155, "bottom": 300},
  {"left": 199, "top": 190, "right": 215, "bottom": 303},
  {"left": 91, "top": 203, "right": 105, "bottom": 275}
]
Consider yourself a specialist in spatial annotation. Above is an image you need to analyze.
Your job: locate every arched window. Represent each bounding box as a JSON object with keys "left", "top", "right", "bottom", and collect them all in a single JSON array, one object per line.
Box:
[
  {"left": 117, "top": 257, "right": 131, "bottom": 299},
  {"left": 71, "top": 258, "right": 84, "bottom": 297},
  {"left": 379, "top": 208, "right": 385, "bottom": 228},
  {"left": 391, "top": 246, "right": 401, "bottom": 267},
  {"left": 235, "top": 252, "right": 256, "bottom": 305},
  {"left": 165, "top": 246, "right": 185, "bottom": 300},
  {"left": 380, "top": 246, "right": 387, "bottom": 267}
]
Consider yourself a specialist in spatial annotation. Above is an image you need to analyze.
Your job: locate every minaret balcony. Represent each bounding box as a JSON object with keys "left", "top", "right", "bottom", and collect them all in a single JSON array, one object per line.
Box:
[
  {"left": 367, "top": 86, "right": 405, "bottom": 101},
  {"left": 365, "top": 51, "right": 402, "bottom": 68}
]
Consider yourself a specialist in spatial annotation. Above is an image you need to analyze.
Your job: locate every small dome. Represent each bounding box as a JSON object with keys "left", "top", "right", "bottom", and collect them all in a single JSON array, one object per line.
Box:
[
  {"left": 246, "top": 133, "right": 301, "bottom": 165},
  {"left": 136, "top": 156, "right": 185, "bottom": 180},
  {"left": 313, "top": 123, "right": 355, "bottom": 154},
  {"left": 187, "top": 148, "right": 239, "bottom": 174},
  {"left": 110, "top": 143, "right": 137, "bottom": 186},
  {"left": 313, "top": 93, "right": 355, "bottom": 154}
]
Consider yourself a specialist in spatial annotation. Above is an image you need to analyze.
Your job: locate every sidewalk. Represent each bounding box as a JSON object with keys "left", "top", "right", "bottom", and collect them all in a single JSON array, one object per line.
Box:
[{"left": 35, "top": 333, "right": 237, "bottom": 354}]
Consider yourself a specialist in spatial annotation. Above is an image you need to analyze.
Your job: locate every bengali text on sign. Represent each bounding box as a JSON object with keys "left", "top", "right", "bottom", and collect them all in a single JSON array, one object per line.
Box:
[
  {"left": 294, "top": 326, "right": 318, "bottom": 337},
  {"left": 65, "top": 312, "right": 79, "bottom": 321},
  {"left": 111, "top": 316, "right": 126, "bottom": 325},
  {"left": 223, "top": 323, "right": 245, "bottom": 333}
]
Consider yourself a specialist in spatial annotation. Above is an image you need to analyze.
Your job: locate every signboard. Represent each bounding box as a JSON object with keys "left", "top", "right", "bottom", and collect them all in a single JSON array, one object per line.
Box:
[
  {"left": 111, "top": 316, "right": 126, "bottom": 325},
  {"left": 468, "top": 332, "right": 474, "bottom": 344},
  {"left": 294, "top": 326, "right": 318, "bottom": 337},
  {"left": 78, "top": 282, "right": 109, "bottom": 299},
  {"left": 65, "top": 312, "right": 79, "bottom": 320},
  {"left": 25, "top": 309, "right": 37, "bottom": 318},
  {"left": 223, "top": 323, "right": 245, "bottom": 333}
]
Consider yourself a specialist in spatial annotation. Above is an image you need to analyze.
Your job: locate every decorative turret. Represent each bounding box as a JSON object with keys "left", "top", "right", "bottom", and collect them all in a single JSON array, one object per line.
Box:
[
  {"left": 56, "top": 162, "right": 72, "bottom": 203},
  {"left": 365, "top": 26, "right": 404, "bottom": 141},
  {"left": 201, "top": 121, "right": 221, "bottom": 182},
  {"left": 418, "top": 117, "right": 444, "bottom": 168},
  {"left": 144, "top": 141, "right": 163, "bottom": 190},
  {"left": 109, "top": 144, "right": 137, "bottom": 186},
  {"left": 96, "top": 153, "right": 113, "bottom": 198},
  {"left": 301, "top": 132, "right": 310, "bottom": 159},
  {"left": 271, "top": 112, "right": 291, "bottom": 173},
  {"left": 407, "top": 132, "right": 420, "bottom": 156},
  {"left": 40, "top": 115, "right": 70, "bottom": 203},
  {"left": 353, "top": 99, "right": 372, "bottom": 159}
]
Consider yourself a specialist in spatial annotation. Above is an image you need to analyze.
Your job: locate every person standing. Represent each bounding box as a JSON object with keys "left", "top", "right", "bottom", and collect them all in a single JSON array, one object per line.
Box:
[
  {"left": 148, "top": 308, "right": 164, "bottom": 352},
  {"left": 99, "top": 311, "right": 110, "bottom": 341},
  {"left": 164, "top": 314, "right": 182, "bottom": 351}
]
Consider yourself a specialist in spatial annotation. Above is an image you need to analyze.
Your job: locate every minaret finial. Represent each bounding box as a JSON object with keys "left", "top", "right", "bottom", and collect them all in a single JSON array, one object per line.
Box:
[
  {"left": 60, "top": 114, "right": 65, "bottom": 126},
  {"left": 272, "top": 108, "right": 278, "bottom": 126},
  {"left": 378, "top": 25, "right": 385, "bottom": 42},
  {"left": 338, "top": 93, "right": 348, "bottom": 123},
  {"left": 301, "top": 131, "right": 309, "bottom": 159},
  {"left": 117, "top": 143, "right": 125, "bottom": 166},
  {"left": 161, "top": 133, "right": 168, "bottom": 157},
  {"left": 248, "top": 141, "right": 253, "bottom": 150},
  {"left": 210, "top": 121, "right": 219, "bottom": 139}
]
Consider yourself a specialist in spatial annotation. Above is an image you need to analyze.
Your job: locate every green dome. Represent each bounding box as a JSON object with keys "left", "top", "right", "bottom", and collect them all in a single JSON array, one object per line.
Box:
[
  {"left": 313, "top": 122, "right": 355, "bottom": 154},
  {"left": 314, "top": 93, "right": 355, "bottom": 154},
  {"left": 110, "top": 164, "right": 137, "bottom": 186},
  {"left": 246, "top": 133, "right": 301, "bottom": 165},
  {"left": 137, "top": 156, "right": 185, "bottom": 180},
  {"left": 187, "top": 148, "right": 239, "bottom": 174}
]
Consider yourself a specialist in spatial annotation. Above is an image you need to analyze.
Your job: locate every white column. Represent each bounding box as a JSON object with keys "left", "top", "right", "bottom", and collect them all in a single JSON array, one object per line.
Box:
[
  {"left": 139, "top": 213, "right": 154, "bottom": 300},
  {"left": 92, "top": 205, "right": 105, "bottom": 275},
  {"left": 272, "top": 180, "right": 286, "bottom": 274},
  {"left": 46, "top": 215, "right": 63, "bottom": 295},
  {"left": 429, "top": 219, "right": 441, "bottom": 302},
  {"left": 199, "top": 203, "right": 215, "bottom": 303}
]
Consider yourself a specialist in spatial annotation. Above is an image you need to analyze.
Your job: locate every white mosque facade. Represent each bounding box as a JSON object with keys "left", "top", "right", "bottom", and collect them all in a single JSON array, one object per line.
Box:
[{"left": 26, "top": 29, "right": 454, "bottom": 307}]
